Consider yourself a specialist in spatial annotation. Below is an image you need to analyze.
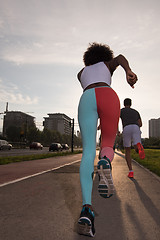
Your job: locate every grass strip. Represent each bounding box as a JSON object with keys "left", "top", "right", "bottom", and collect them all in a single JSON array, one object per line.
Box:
[
  {"left": 0, "top": 150, "right": 82, "bottom": 165},
  {"left": 130, "top": 149, "right": 160, "bottom": 177}
]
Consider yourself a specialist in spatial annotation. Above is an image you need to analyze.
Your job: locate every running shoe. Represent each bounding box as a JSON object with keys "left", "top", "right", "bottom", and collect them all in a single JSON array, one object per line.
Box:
[
  {"left": 77, "top": 206, "right": 95, "bottom": 237},
  {"left": 137, "top": 142, "right": 145, "bottom": 159},
  {"left": 97, "top": 156, "right": 114, "bottom": 198},
  {"left": 128, "top": 171, "right": 134, "bottom": 178}
]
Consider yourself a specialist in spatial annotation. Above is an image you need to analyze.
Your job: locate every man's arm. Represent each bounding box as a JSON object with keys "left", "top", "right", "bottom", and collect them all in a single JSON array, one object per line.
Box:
[{"left": 137, "top": 118, "right": 142, "bottom": 127}]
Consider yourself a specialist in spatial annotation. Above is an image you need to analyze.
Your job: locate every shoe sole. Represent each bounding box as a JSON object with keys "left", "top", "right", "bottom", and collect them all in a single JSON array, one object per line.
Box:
[
  {"left": 77, "top": 217, "right": 95, "bottom": 237},
  {"left": 97, "top": 160, "right": 114, "bottom": 198},
  {"left": 128, "top": 174, "right": 134, "bottom": 178}
]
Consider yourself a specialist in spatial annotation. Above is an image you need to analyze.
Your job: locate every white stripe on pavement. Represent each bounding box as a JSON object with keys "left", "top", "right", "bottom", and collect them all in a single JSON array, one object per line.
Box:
[{"left": 0, "top": 159, "right": 81, "bottom": 188}]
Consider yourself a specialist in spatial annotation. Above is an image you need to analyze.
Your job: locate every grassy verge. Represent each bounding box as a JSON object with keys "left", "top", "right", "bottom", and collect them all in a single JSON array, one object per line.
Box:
[
  {"left": 123, "top": 149, "right": 160, "bottom": 177},
  {"left": 0, "top": 150, "right": 82, "bottom": 165}
]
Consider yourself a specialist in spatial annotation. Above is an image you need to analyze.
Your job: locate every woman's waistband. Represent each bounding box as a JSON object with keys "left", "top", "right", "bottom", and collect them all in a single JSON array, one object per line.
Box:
[{"left": 84, "top": 82, "right": 111, "bottom": 92}]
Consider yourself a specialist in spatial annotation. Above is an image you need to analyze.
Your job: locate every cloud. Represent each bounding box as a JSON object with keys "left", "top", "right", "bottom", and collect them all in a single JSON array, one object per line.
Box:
[
  {"left": 0, "top": 78, "right": 39, "bottom": 105},
  {"left": 1, "top": 39, "right": 83, "bottom": 65},
  {"left": 0, "top": 0, "right": 159, "bottom": 138},
  {"left": 0, "top": 0, "right": 159, "bottom": 66}
]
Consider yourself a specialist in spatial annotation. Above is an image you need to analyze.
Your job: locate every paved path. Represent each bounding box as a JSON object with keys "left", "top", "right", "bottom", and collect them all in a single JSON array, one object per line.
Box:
[
  {"left": 0, "top": 152, "right": 160, "bottom": 240},
  {"left": 0, "top": 154, "right": 82, "bottom": 186}
]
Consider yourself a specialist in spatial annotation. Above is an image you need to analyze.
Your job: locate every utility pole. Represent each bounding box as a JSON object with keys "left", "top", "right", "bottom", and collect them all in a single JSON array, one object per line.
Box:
[
  {"left": 0, "top": 102, "right": 7, "bottom": 136},
  {"left": 71, "top": 118, "right": 74, "bottom": 153},
  {"left": 5, "top": 102, "right": 8, "bottom": 113}
]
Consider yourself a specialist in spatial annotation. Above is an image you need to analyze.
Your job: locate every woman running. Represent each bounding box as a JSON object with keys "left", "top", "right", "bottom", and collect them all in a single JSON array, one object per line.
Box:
[{"left": 77, "top": 42, "right": 137, "bottom": 237}]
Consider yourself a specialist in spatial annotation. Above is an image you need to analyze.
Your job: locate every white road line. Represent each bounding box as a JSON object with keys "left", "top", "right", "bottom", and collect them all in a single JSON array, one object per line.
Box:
[{"left": 0, "top": 159, "right": 81, "bottom": 188}]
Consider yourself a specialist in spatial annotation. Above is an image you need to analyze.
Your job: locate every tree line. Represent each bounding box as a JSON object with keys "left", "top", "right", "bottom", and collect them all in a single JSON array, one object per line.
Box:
[
  {"left": 1, "top": 126, "right": 82, "bottom": 148},
  {"left": 114, "top": 133, "right": 160, "bottom": 150},
  {"left": 2, "top": 125, "right": 159, "bottom": 149}
]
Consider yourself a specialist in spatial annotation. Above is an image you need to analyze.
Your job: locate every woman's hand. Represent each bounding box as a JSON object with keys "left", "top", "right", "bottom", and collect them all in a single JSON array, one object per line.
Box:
[{"left": 126, "top": 70, "right": 138, "bottom": 88}]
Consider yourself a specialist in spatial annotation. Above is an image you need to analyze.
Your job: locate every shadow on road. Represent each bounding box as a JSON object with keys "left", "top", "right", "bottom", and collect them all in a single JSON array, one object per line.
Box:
[
  {"left": 129, "top": 178, "right": 160, "bottom": 227},
  {"left": 115, "top": 150, "right": 125, "bottom": 158},
  {"left": 52, "top": 162, "right": 82, "bottom": 234},
  {"left": 74, "top": 173, "right": 127, "bottom": 240}
]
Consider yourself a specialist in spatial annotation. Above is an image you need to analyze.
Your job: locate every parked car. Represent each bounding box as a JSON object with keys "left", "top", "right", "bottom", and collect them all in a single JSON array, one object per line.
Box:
[
  {"left": 30, "top": 142, "right": 43, "bottom": 150},
  {"left": 49, "top": 143, "right": 62, "bottom": 151},
  {"left": 0, "top": 140, "right": 12, "bottom": 150},
  {"left": 61, "top": 144, "right": 69, "bottom": 150}
]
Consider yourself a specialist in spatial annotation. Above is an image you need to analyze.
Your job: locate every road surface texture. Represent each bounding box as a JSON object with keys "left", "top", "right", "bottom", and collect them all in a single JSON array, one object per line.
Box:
[{"left": 0, "top": 151, "right": 160, "bottom": 240}]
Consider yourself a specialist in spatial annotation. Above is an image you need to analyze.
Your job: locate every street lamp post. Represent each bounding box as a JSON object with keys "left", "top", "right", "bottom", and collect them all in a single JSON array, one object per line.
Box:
[{"left": 71, "top": 118, "right": 74, "bottom": 153}]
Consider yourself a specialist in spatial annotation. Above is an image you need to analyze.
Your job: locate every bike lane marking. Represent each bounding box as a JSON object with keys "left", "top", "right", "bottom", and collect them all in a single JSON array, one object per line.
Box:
[{"left": 0, "top": 159, "right": 81, "bottom": 188}]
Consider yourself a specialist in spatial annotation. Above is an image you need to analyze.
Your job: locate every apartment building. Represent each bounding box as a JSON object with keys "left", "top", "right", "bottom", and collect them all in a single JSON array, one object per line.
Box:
[
  {"left": 43, "top": 113, "right": 72, "bottom": 135},
  {"left": 3, "top": 111, "right": 35, "bottom": 136},
  {"left": 149, "top": 118, "right": 160, "bottom": 138}
]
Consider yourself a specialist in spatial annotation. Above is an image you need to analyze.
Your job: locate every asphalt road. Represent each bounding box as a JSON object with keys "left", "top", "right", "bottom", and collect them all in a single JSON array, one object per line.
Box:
[
  {"left": 0, "top": 147, "right": 60, "bottom": 157},
  {"left": 0, "top": 152, "right": 160, "bottom": 240}
]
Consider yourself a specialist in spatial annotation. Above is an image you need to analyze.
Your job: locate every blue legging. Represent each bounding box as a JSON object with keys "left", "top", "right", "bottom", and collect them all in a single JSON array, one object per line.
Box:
[{"left": 78, "top": 87, "right": 120, "bottom": 205}]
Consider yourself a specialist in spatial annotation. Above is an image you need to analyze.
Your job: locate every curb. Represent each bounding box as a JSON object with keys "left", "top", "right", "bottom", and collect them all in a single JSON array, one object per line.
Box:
[{"left": 115, "top": 150, "right": 160, "bottom": 182}]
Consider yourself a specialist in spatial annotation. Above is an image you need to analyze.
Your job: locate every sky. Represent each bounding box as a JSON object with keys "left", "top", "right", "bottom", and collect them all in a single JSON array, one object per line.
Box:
[{"left": 0, "top": 0, "right": 160, "bottom": 138}]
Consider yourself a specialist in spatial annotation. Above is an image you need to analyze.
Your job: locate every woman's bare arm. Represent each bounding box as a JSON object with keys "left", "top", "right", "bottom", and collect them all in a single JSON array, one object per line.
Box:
[
  {"left": 77, "top": 68, "right": 84, "bottom": 81},
  {"left": 107, "top": 54, "right": 138, "bottom": 88}
]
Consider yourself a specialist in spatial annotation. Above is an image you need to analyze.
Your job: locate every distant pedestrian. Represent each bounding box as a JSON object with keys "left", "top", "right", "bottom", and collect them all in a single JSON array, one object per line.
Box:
[
  {"left": 77, "top": 42, "right": 138, "bottom": 237},
  {"left": 120, "top": 98, "right": 145, "bottom": 178}
]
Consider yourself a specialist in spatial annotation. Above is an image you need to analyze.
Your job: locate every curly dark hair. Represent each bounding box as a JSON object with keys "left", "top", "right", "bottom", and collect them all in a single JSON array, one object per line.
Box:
[{"left": 83, "top": 42, "right": 114, "bottom": 66}]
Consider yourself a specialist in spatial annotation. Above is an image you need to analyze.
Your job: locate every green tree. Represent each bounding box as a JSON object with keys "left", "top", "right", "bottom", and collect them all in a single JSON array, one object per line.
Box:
[
  {"left": 27, "top": 127, "right": 42, "bottom": 144},
  {"left": 6, "top": 126, "right": 21, "bottom": 142},
  {"left": 73, "top": 134, "right": 82, "bottom": 148},
  {"left": 143, "top": 137, "right": 160, "bottom": 149}
]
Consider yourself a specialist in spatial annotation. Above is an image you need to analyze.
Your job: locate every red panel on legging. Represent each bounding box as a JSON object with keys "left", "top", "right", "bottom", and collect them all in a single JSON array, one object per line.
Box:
[{"left": 95, "top": 87, "right": 120, "bottom": 151}]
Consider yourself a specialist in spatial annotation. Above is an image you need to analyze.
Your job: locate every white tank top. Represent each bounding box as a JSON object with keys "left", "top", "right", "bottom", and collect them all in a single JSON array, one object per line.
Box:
[{"left": 80, "top": 62, "right": 111, "bottom": 90}]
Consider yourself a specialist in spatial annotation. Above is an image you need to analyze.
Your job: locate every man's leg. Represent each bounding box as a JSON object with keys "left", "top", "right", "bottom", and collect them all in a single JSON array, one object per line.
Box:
[
  {"left": 125, "top": 147, "right": 132, "bottom": 170},
  {"left": 134, "top": 144, "right": 139, "bottom": 153},
  {"left": 132, "top": 125, "right": 145, "bottom": 159},
  {"left": 122, "top": 125, "right": 134, "bottom": 177},
  {"left": 125, "top": 147, "right": 134, "bottom": 178}
]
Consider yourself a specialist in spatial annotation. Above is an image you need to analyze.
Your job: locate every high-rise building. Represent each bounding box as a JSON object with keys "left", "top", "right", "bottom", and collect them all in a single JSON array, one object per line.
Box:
[
  {"left": 149, "top": 118, "right": 160, "bottom": 138},
  {"left": 3, "top": 111, "right": 35, "bottom": 137},
  {"left": 43, "top": 113, "right": 72, "bottom": 135}
]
